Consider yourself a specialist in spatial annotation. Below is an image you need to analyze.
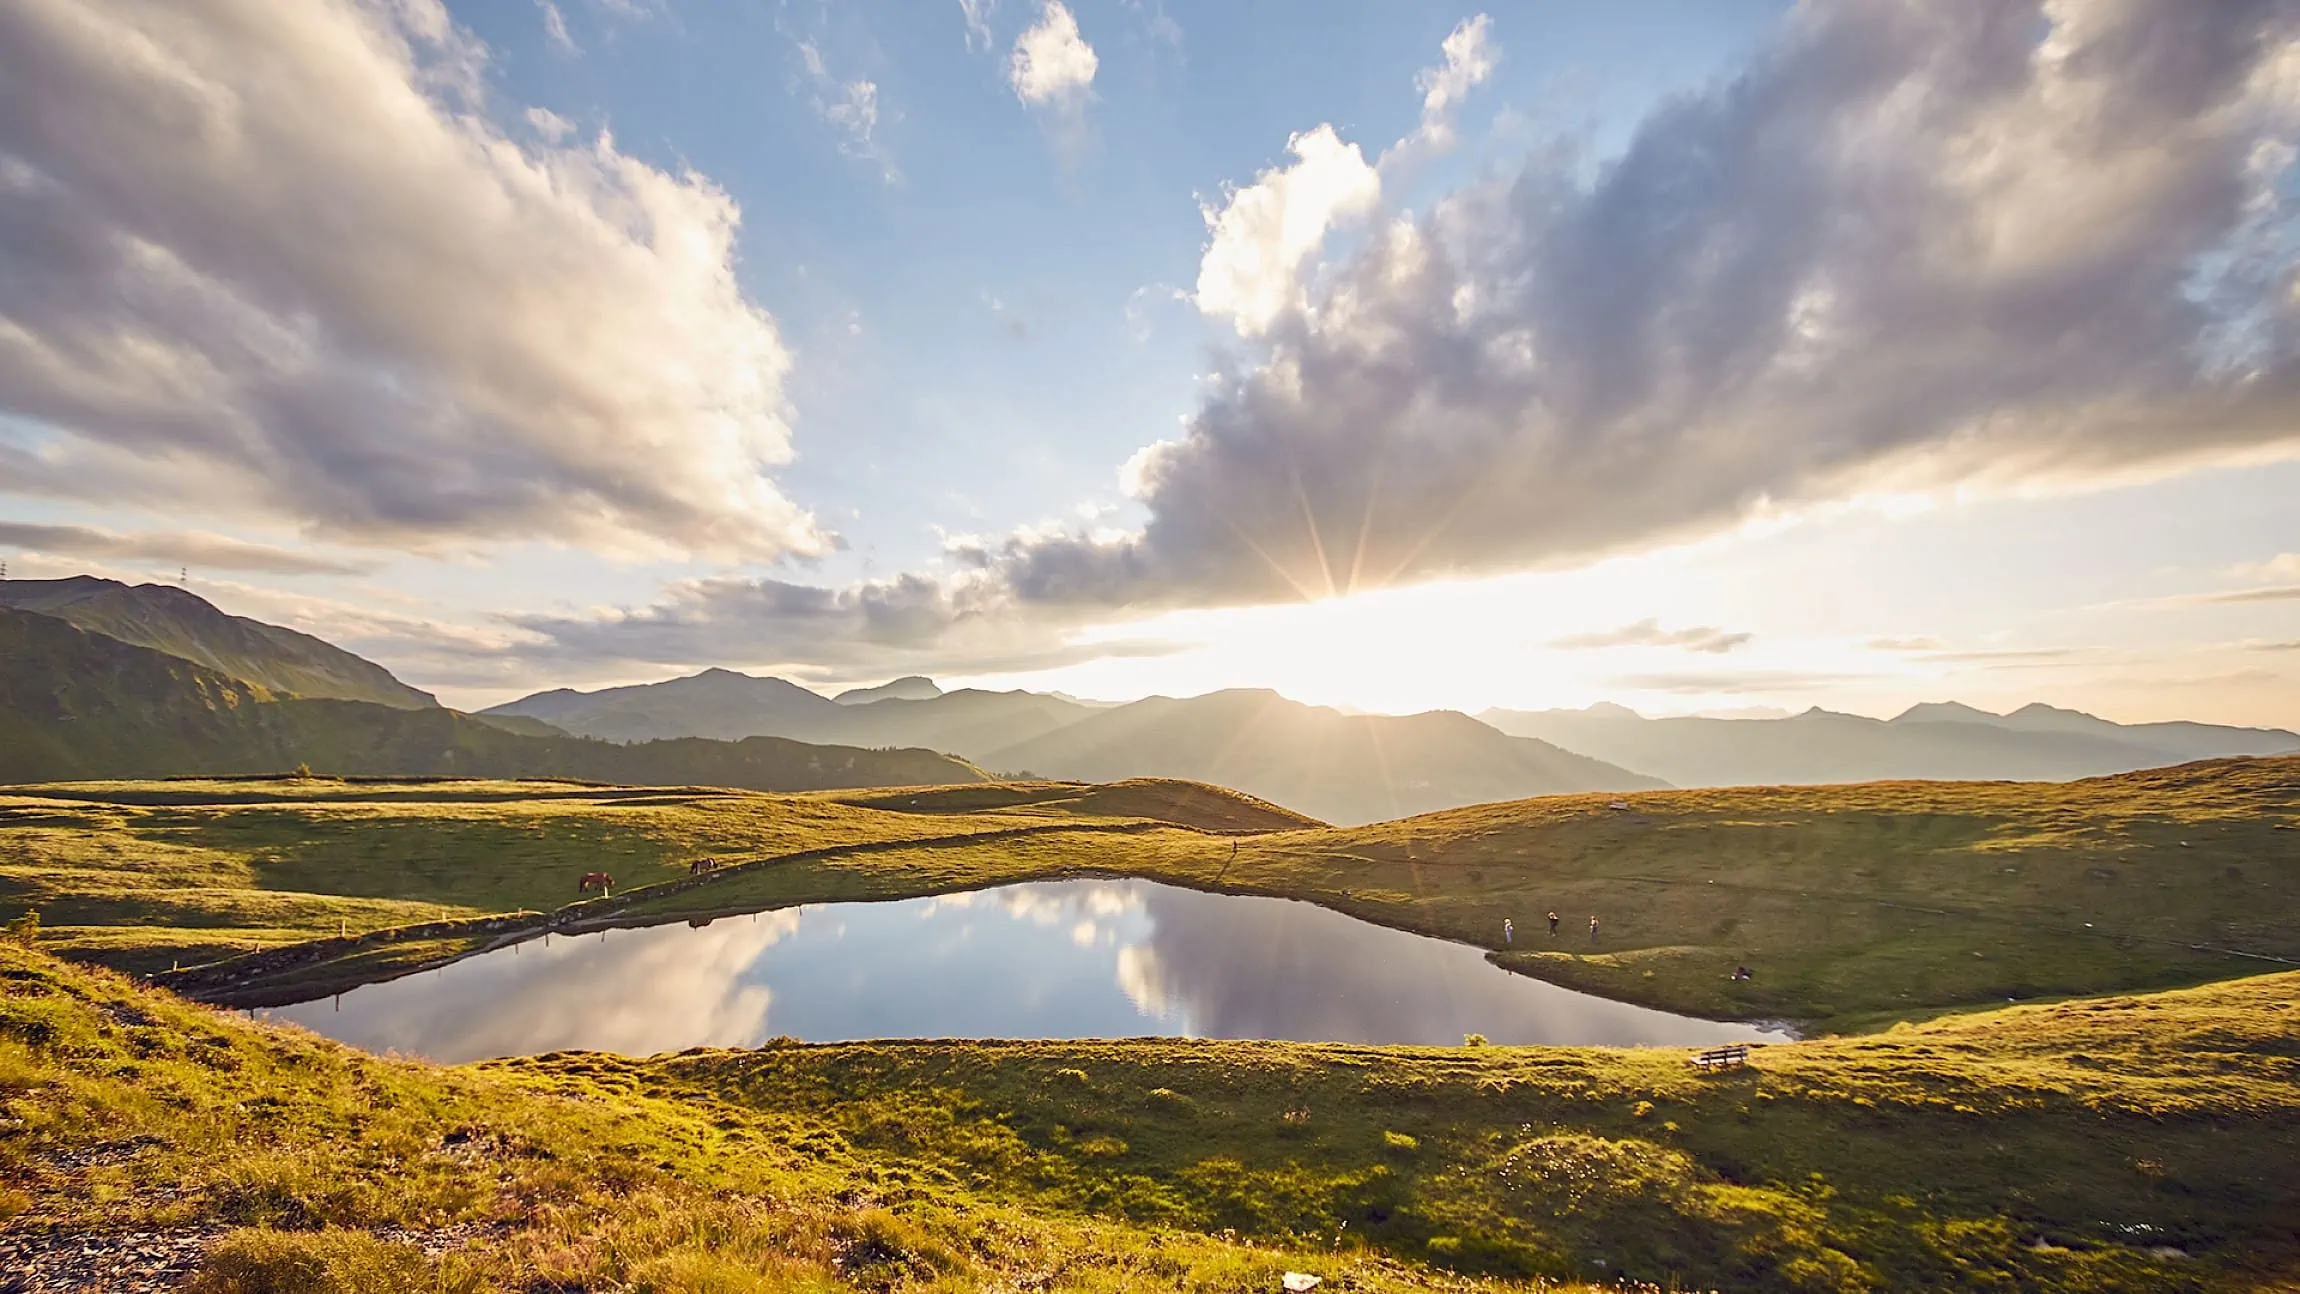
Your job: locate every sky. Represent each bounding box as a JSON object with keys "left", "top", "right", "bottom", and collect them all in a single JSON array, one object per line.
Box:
[{"left": 2, "top": 0, "right": 2298, "bottom": 727}]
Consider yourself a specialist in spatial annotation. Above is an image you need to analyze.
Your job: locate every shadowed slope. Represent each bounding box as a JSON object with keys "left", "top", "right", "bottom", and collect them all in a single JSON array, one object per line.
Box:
[{"left": 0, "top": 576, "right": 436, "bottom": 709}]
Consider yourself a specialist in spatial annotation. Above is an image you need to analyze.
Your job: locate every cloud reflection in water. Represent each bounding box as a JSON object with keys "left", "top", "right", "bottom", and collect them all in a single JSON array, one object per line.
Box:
[{"left": 274, "top": 881, "right": 1766, "bottom": 1061}]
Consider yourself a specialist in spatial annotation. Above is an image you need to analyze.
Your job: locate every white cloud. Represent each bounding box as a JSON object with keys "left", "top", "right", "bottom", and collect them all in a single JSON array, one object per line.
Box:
[
  {"left": 523, "top": 105, "right": 575, "bottom": 141},
  {"left": 1193, "top": 126, "right": 1382, "bottom": 336},
  {"left": 1551, "top": 620, "right": 1752, "bottom": 655},
  {"left": 1191, "top": 18, "right": 1496, "bottom": 338},
  {"left": 535, "top": 0, "right": 577, "bottom": 54},
  {"left": 0, "top": 0, "right": 826, "bottom": 563},
  {"left": 0, "top": 521, "right": 374, "bottom": 575},
  {"left": 958, "top": 0, "right": 996, "bottom": 53},
  {"left": 1405, "top": 14, "right": 1495, "bottom": 155},
  {"left": 1010, "top": 0, "right": 1097, "bottom": 122},
  {"left": 989, "top": 0, "right": 2300, "bottom": 613}
]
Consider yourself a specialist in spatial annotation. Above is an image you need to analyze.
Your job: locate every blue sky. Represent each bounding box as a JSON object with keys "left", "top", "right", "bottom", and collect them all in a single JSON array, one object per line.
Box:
[{"left": 2, "top": 0, "right": 2297, "bottom": 727}]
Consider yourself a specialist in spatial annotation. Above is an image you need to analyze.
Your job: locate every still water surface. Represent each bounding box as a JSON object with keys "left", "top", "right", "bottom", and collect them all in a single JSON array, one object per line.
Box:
[{"left": 271, "top": 880, "right": 1774, "bottom": 1062}]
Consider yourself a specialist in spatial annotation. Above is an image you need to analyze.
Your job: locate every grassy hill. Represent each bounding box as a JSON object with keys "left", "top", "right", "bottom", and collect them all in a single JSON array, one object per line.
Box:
[
  {"left": 0, "top": 607, "right": 983, "bottom": 799},
  {"left": 0, "top": 576, "right": 437, "bottom": 709},
  {"left": 3, "top": 940, "right": 2295, "bottom": 1290},
  {"left": 979, "top": 689, "right": 1664, "bottom": 825},
  {"left": 1482, "top": 701, "right": 2300, "bottom": 787},
  {"left": 6, "top": 758, "right": 2293, "bottom": 1033}
]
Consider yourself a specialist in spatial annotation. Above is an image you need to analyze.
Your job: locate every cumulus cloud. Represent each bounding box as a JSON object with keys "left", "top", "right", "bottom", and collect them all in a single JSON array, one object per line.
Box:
[
  {"left": 0, "top": 521, "right": 372, "bottom": 575},
  {"left": 1406, "top": 14, "right": 1497, "bottom": 155},
  {"left": 982, "top": 0, "right": 2300, "bottom": 613},
  {"left": 1010, "top": 1, "right": 1097, "bottom": 104},
  {"left": 1191, "top": 18, "right": 1494, "bottom": 339},
  {"left": 1193, "top": 127, "right": 1382, "bottom": 335},
  {"left": 0, "top": 0, "right": 827, "bottom": 562},
  {"left": 1009, "top": 0, "right": 1096, "bottom": 155},
  {"left": 1551, "top": 619, "right": 1752, "bottom": 654}
]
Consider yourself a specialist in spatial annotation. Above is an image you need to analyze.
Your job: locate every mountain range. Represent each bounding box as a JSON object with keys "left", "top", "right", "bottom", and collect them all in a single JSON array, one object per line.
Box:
[
  {"left": 489, "top": 673, "right": 1665, "bottom": 824},
  {"left": 9, "top": 570, "right": 2293, "bottom": 818},
  {"left": 1478, "top": 701, "right": 2300, "bottom": 787},
  {"left": 0, "top": 593, "right": 980, "bottom": 792}
]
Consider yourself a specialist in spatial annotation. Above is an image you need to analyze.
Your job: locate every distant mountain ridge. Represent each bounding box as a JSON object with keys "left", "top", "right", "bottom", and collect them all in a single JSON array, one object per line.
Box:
[
  {"left": 835, "top": 676, "right": 942, "bottom": 705},
  {"left": 0, "top": 576, "right": 436, "bottom": 710},
  {"left": 0, "top": 607, "right": 983, "bottom": 791},
  {"left": 973, "top": 689, "right": 1664, "bottom": 826},
  {"left": 1480, "top": 701, "right": 2300, "bottom": 787},
  {"left": 488, "top": 675, "right": 1663, "bottom": 824},
  {"left": 485, "top": 667, "right": 843, "bottom": 743}
]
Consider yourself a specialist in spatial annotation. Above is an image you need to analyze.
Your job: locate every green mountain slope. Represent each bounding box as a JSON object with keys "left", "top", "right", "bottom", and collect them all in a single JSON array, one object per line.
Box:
[
  {"left": 0, "top": 607, "right": 982, "bottom": 791},
  {"left": 980, "top": 689, "right": 1665, "bottom": 825},
  {"left": 0, "top": 576, "right": 437, "bottom": 709}
]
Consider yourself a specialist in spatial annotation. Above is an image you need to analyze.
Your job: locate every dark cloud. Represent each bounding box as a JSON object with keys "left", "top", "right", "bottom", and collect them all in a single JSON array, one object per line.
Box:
[
  {"left": 1550, "top": 619, "right": 1751, "bottom": 654},
  {"left": 0, "top": 0, "right": 822, "bottom": 560},
  {"left": 0, "top": 521, "right": 370, "bottom": 575},
  {"left": 495, "top": 572, "right": 1181, "bottom": 681},
  {"left": 981, "top": 0, "right": 2300, "bottom": 611}
]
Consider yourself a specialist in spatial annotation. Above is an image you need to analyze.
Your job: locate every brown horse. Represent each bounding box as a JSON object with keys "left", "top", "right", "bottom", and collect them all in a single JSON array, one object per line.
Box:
[
  {"left": 688, "top": 856, "right": 720, "bottom": 876},
  {"left": 577, "top": 871, "right": 612, "bottom": 895}
]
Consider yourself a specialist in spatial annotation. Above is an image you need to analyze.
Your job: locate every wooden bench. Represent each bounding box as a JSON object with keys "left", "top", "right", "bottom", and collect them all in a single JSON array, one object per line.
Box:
[{"left": 1692, "top": 1044, "right": 1750, "bottom": 1072}]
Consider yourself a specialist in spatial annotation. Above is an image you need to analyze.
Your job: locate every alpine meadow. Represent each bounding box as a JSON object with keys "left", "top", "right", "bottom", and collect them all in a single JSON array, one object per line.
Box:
[{"left": 3, "top": 2, "right": 2299, "bottom": 1292}]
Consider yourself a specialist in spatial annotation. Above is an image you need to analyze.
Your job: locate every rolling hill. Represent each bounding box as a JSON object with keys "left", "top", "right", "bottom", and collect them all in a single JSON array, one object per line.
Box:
[
  {"left": 0, "top": 576, "right": 437, "bottom": 709},
  {"left": 976, "top": 689, "right": 1664, "bottom": 825},
  {"left": 0, "top": 606, "right": 983, "bottom": 791},
  {"left": 1481, "top": 700, "right": 2300, "bottom": 787}
]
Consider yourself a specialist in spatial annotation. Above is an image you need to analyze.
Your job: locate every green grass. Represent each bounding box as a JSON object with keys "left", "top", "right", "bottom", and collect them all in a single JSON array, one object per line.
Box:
[
  {"left": 3, "top": 942, "right": 2296, "bottom": 1290},
  {"left": 5, "top": 757, "right": 2297, "bottom": 1031}
]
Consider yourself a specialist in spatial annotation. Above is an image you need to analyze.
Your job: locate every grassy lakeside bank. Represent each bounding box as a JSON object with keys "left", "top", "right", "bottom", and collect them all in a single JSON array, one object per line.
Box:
[
  {"left": 4, "top": 758, "right": 2297, "bottom": 1032},
  {"left": 0, "top": 777, "right": 1284, "bottom": 978},
  {"left": 5, "top": 942, "right": 2297, "bottom": 1291},
  {"left": 0, "top": 943, "right": 1586, "bottom": 1294}
]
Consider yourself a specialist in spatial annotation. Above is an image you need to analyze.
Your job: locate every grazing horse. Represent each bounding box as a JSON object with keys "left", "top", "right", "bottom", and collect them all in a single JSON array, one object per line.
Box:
[
  {"left": 577, "top": 871, "right": 612, "bottom": 896},
  {"left": 688, "top": 856, "right": 720, "bottom": 876}
]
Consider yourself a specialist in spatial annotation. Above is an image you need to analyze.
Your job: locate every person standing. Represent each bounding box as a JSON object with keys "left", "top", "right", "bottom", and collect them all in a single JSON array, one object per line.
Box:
[
  {"left": 1503, "top": 917, "right": 1513, "bottom": 945},
  {"left": 1547, "top": 911, "right": 1560, "bottom": 936},
  {"left": 1589, "top": 914, "right": 1600, "bottom": 943}
]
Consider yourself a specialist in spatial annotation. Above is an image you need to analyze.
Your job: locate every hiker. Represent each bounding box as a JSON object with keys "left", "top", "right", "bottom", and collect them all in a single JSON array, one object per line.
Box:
[
  {"left": 1589, "top": 914, "right": 1600, "bottom": 942},
  {"left": 1547, "top": 911, "right": 1559, "bottom": 936},
  {"left": 1503, "top": 917, "right": 1513, "bottom": 945}
]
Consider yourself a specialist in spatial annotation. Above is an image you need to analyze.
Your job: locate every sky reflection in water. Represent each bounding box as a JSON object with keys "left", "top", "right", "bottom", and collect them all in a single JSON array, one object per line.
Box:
[{"left": 269, "top": 881, "right": 1772, "bottom": 1062}]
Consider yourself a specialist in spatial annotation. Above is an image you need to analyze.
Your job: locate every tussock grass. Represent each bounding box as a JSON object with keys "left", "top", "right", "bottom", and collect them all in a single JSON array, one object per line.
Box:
[{"left": 3, "top": 944, "right": 2295, "bottom": 1290}]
